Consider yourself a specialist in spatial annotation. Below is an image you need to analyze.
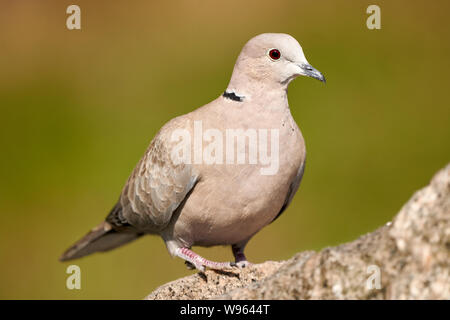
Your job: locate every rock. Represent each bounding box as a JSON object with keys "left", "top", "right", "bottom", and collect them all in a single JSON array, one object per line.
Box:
[
  {"left": 146, "top": 261, "right": 285, "bottom": 300},
  {"left": 146, "top": 164, "right": 450, "bottom": 300}
]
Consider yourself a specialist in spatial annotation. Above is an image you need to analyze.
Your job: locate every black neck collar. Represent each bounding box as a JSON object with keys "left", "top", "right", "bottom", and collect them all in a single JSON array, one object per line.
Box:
[{"left": 223, "top": 91, "right": 244, "bottom": 102}]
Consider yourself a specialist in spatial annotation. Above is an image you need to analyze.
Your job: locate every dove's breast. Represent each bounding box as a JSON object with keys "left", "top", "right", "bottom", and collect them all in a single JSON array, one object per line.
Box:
[{"left": 168, "top": 108, "right": 306, "bottom": 247}]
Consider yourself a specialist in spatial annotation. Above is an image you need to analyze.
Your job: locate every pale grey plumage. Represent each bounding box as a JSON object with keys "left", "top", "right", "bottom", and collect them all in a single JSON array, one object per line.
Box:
[{"left": 60, "top": 33, "right": 325, "bottom": 270}]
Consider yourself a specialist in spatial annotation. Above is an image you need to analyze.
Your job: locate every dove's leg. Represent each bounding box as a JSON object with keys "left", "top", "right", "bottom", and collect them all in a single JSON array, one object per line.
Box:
[
  {"left": 232, "top": 239, "right": 252, "bottom": 268},
  {"left": 174, "top": 247, "right": 233, "bottom": 272}
]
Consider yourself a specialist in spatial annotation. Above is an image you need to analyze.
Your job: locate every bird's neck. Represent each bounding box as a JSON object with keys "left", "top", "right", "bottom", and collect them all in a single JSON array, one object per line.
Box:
[{"left": 225, "top": 75, "right": 289, "bottom": 111}]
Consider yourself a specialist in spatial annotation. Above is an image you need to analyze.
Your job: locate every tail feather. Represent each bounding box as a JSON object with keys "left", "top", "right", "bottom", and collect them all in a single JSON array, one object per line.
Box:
[{"left": 59, "top": 221, "right": 142, "bottom": 261}]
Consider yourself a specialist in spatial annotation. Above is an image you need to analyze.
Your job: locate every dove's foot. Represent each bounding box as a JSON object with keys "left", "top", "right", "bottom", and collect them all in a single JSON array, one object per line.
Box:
[
  {"left": 235, "top": 260, "right": 252, "bottom": 268},
  {"left": 175, "top": 247, "right": 233, "bottom": 272},
  {"left": 231, "top": 243, "right": 252, "bottom": 268}
]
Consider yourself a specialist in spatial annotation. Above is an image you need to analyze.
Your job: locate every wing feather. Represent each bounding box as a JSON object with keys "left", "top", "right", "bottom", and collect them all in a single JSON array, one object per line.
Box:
[
  {"left": 272, "top": 157, "right": 306, "bottom": 223},
  {"left": 113, "top": 120, "right": 198, "bottom": 232}
]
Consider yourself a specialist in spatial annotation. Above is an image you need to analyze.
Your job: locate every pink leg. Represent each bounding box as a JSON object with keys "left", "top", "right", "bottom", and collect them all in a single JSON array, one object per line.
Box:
[{"left": 175, "top": 247, "right": 233, "bottom": 272}]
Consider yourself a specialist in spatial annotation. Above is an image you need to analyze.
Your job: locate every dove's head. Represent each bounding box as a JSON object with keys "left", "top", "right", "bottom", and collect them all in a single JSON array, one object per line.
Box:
[{"left": 227, "top": 33, "right": 325, "bottom": 97}]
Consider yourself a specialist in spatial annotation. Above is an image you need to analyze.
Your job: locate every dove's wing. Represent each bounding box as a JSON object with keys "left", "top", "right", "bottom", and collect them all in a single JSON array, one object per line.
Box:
[
  {"left": 109, "top": 120, "right": 199, "bottom": 233},
  {"left": 271, "top": 157, "right": 306, "bottom": 223},
  {"left": 61, "top": 119, "right": 198, "bottom": 261}
]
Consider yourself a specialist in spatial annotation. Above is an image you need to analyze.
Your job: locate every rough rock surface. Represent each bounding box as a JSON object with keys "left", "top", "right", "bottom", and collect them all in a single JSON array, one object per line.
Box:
[{"left": 146, "top": 164, "right": 450, "bottom": 300}]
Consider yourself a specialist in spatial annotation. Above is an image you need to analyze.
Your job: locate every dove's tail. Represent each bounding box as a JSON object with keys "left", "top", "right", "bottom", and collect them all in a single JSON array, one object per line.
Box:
[{"left": 59, "top": 221, "right": 142, "bottom": 261}]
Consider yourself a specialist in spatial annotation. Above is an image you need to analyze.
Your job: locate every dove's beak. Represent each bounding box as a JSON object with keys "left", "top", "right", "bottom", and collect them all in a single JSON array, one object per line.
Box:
[{"left": 299, "top": 63, "right": 326, "bottom": 83}]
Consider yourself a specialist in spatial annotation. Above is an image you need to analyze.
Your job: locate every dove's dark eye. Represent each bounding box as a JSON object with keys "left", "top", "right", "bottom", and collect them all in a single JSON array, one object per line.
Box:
[{"left": 268, "top": 49, "right": 281, "bottom": 60}]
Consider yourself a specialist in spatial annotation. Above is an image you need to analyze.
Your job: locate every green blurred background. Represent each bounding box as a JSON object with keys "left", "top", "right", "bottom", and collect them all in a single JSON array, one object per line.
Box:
[{"left": 0, "top": 0, "right": 449, "bottom": 299}]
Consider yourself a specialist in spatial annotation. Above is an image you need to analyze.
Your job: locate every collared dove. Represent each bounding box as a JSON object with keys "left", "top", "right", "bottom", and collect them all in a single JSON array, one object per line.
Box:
[{"left": 60, "top": 33, "right": 325, "bottom": 271}]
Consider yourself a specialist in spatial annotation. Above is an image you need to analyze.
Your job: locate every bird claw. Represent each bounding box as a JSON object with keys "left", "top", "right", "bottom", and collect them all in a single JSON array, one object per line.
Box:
[
  {"left": 207, "top": 262, "right": 235, "bottom": 271},
  {"left": 185, "top": 260, "right": 249, "bottom": 272},
  {"left": 234, "top": 260, "right": 252, "bottom": 268},
  {"left": 184, "top": 260, "right": 205, "bottom": 272}
]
